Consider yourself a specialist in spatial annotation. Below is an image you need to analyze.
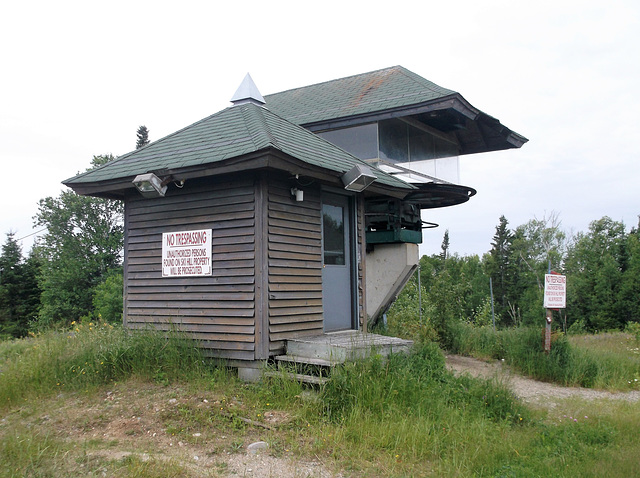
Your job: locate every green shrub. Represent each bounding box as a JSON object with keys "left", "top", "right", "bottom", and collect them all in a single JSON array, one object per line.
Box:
[
  {"left": 92, "top": 271, "right": 123, "bottom": 323},
  {"left": 322, "top": 342, "right": 529, "bottom": 426},
  {"left": 625, "top": 321, "right": 640, "bottom": 341}
]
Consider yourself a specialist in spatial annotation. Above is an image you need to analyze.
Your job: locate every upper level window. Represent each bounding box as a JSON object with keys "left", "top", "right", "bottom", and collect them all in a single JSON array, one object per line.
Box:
[
  {"left": 318, "top": 123, "right": 378, "bottom": 160},
  {"left": 317, "top": 118, "right": 459, "bottom": 163},
  {"left": 380, "top": 118, "right": 459, "bottom": 162}
]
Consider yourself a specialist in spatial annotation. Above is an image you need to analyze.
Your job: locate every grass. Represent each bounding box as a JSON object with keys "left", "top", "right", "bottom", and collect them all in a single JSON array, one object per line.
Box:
[
  {"left": 0, "top": 321, "right": 211, "bottom": 407},
  {"left": 447, "top": 322, "right": 640, "bottom": 390},
  {"left": 1, "top": 325, "right": 640, "bottom": 476}
]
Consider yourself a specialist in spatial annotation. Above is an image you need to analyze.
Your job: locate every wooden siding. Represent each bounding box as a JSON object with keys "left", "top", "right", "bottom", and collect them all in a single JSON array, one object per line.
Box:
[
  {"left": 124, "top": 176, "right": 257, "bottom": 361},
  {"left": 267, "top": 178, "right": 324, "bottom": 353}
]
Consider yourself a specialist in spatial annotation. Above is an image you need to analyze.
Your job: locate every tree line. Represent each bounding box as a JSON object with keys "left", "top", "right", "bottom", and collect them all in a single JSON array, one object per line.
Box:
[
  {"left": 0, "top": 125, "right": 150, "bottom": 339},
  {"left": 387, "top": 213, "right": 640, "bottom": 341}
]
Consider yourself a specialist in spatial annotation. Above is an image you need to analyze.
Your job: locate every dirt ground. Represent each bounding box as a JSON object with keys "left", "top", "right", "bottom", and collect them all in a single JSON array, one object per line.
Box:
[{"left": 445, "top": 354, "right": 640, "bottom": 408}]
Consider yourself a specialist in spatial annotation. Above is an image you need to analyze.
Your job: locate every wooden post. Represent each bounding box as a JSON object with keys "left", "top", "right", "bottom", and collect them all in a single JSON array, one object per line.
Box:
[{"left": 544, "top": 308, "right": 552, "bottom": 353}]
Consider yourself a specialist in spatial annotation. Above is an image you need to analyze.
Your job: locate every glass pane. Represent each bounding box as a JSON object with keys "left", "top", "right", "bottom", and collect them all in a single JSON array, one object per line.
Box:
[
  {"left": 434, "top": 136, "right": 460, "bottom": 158},
  {"left": 317, "top": 123, "right": 378, "bottom": 160},
  {"left": 378, "top": 119, "right": 408, "bottom": 162},
  {"left": 409, "top": 125, "right": 436, "bottom": 161},
  {"left": 323, "top": 204, "right": 345, "bottom": 265}
]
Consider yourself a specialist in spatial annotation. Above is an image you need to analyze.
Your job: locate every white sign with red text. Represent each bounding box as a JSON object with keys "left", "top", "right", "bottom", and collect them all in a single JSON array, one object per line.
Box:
[
  {"left": 162, "top": 229, "right": 212, "bottom": 277},
  {"left": 543, "top": 273, "right": 566, "bottom": 309}
]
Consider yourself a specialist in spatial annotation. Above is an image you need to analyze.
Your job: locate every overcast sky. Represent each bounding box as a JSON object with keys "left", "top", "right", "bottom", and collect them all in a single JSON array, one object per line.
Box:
[{"left": 1, "top": 0, "right": 638, "bottom": 258}]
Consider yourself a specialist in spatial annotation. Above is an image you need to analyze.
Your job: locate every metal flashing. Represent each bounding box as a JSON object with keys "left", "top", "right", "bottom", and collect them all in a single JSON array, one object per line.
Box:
[{"left": 231, "top": 73, "right": 266, "bottom": 106}]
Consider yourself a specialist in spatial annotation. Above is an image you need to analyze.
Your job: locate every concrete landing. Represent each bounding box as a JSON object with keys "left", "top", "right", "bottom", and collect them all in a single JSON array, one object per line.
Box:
[{"left": 285, "top": 330, "right": 413, "bottom": 363}]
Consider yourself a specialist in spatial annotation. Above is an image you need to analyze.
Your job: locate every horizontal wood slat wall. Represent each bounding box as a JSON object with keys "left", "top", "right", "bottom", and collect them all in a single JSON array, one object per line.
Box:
[
  {"left": 124, "top": 175, "right": 256, "bottom": 360},
  {"left": 267, "top": 180, "right": 323, "bottom": 352}
]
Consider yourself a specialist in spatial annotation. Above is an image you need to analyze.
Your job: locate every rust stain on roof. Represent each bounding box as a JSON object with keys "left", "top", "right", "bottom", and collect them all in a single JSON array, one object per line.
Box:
[{"left": 350, "top": 69, "right": 394, "bottom": 108}]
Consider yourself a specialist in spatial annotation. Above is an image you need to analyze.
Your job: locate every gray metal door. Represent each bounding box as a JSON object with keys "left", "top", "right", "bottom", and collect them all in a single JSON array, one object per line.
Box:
[{"left": 322, "top": 193, "right": 354, "bottom": 331}]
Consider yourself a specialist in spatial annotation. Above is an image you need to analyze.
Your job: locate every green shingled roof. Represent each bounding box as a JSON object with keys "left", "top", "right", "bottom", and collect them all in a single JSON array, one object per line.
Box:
[
  {"left": 264, "top": 65, "right": 457, "bottom": 126},
  {"left": 64, "top": 102, "right": 411, "bottom": 190}
]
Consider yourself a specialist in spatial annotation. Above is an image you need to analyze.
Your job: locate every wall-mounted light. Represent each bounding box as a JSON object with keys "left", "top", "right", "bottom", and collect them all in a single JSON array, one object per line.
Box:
[
  {"left": 291, "top": 187, "right": 304, "bottom": 202},
  {"left": 341, "top": 164, "right": 377, "bottom": 192},
  {"left": 132, "top": 173, "right": 168, "bottom": 198}
]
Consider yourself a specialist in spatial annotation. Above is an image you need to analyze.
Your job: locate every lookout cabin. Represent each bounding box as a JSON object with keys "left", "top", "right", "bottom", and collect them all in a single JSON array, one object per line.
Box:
[{"left": 64, "top": 66, "right": 527, "bottom": 379}]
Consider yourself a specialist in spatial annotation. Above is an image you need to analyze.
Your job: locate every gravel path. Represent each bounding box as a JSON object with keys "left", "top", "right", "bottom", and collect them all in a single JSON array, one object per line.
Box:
[{"left": 445, "top": 354, "right": 640, "bottom": 408}]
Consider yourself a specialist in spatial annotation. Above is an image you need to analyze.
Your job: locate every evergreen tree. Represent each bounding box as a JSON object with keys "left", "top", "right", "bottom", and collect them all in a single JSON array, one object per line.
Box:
[
  {"left": 618, "top": 218, "right": 640, "bottom": 324},
  {"left": 485, "top": 216, "right": 513, "bottom": 319},
  {"left": 136, "top": 125, "right": 150, "bottom": 149},
  {"left": 0, "top": 233, "right": 40, "bottom": 337},
  {"left": 440, "top": 230, "right": 450, "bottom": 260}
]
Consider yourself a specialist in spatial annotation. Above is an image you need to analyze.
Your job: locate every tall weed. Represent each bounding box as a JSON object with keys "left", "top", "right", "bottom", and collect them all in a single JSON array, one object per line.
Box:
[
  {"left": 0, "top": 322, "right": 210, "bottom": 407},
  {"left": 322, "top": 342, "right": 529, "bottom": 426}
]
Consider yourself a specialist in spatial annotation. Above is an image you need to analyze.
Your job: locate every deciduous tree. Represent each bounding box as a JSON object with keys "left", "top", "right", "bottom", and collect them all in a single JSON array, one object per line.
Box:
[{"left": 34, "top": 155, "right": 123, "bottom": 326}]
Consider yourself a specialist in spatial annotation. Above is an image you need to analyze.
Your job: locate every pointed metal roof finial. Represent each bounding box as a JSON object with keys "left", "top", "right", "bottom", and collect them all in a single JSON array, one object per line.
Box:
[{"left": 231, "top": 73, "right": 266, "bottom": 106}]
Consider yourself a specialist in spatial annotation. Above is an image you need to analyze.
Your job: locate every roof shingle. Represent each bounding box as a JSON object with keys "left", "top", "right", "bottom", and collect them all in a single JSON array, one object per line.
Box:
[
  {"left": 264, "top": 66, "right": 457, "bottom": 126},
  {"left": 64, "top": 102, "right": 411, "bottom": 190}
]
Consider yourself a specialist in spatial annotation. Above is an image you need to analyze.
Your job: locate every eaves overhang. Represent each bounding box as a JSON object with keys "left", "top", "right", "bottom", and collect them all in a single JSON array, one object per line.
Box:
[
  {"left": 63, "top": 147, "right": 415, "bottom": 200},
  {"left": 303, "top": 93, "right": 528, "bottom": 156},
  {"left": 304, "top": 94, "right": 478, "bottom": 132}
]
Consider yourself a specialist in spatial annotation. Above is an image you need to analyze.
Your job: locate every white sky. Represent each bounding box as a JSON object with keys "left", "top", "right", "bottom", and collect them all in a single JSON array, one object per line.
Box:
[{"left": 1, "top": 0, "right": 638, "bottom": 258}]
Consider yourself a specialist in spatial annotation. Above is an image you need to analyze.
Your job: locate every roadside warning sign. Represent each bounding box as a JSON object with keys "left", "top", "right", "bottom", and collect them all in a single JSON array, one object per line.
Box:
[{"left": 543, "top": 273, "right": 566, "bottom": 309}]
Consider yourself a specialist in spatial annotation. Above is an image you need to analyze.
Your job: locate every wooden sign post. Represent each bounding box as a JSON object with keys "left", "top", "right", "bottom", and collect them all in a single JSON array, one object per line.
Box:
[{"left": 543, "top": 272, "right": 566, "bottom": 353}]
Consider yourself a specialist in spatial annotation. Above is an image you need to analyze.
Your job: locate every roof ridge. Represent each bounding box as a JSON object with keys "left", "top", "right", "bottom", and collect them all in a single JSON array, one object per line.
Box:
[{"left": 240, "top": 103, "right": 281, "bottom": 150}]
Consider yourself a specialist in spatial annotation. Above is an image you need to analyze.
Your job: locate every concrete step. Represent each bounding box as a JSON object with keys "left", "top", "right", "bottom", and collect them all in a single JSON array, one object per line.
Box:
[
  {"left": 286, "top": 331, "right": 413, "bottom": 362},
  {"left": 274, "top": 354, "right": 340, "bottom": 367},
  {"left": 263, "top": 370, "right": 329, "bottom": 385}
]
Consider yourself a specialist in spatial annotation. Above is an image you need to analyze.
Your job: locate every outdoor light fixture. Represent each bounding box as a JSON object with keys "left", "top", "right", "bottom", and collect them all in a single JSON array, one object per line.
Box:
[
  {"left": 290, "top": 187, "right": 304, "bottom": 202},
  {"left": 132, "top": 173, "right": 168, "bottom": 198},
  {"left": 341, "top": 164, "right": 377, "bottom": 192}
]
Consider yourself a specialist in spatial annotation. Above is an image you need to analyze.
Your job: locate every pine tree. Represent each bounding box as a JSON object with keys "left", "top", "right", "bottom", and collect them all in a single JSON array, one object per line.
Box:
[
  {"left": 136, "top": 125, "right": 150, "bottom": 149},
  {"left": 485, "top": 216, "right": 513, "bottom": 319},
  {"left": 0, "top": 232, "right": 40, "bottom": 337},
  {"left": 440, "top": 230, "right": 450, "bottom": 260}
]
